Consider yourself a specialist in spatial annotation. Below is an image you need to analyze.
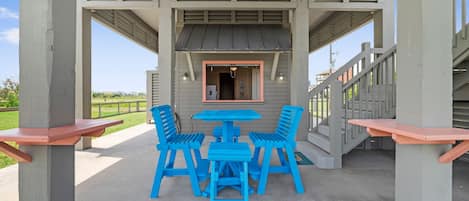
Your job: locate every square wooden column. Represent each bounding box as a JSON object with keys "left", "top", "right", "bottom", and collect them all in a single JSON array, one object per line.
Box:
[
  {"left": 158, "top": 2, "right": 175, "bottom": 106},
  {"left": 18, "top": 0, "right": 76, "bottom": 200},
  {"left": 374, "top": 0, "right": 395, "bottom": 50},
  {"left": 291, "top": 0, "right": 309, "bottom": 140},
  {"left": 373, "top": 0, "right": 395, "bottom": 150},
  {"left": 75, "top": 6, "right": 93, "bottom": 150},
  {"left": 396, "top": 0, "right": 453, "bottom": 201}
]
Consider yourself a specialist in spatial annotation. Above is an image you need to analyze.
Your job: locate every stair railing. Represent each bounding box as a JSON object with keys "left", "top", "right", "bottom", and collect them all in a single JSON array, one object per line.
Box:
[
  {"left": 453, "top": 0, "right": 469, "bottom": 65},
  {"left": 341, "top": 45, "right": 397, "bottom": 153},
  {"left": 308, "top": 42, "right": 374, "bottom": 132},
  {"left": 308, "top": 42, "right": 397, "bottom": 156}
]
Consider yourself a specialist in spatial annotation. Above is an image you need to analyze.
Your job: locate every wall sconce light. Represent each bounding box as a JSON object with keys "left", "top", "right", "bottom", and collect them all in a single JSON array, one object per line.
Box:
[
  {"left": 230, "top": 66, "right": 238, "bottom": 78},
  {"left": 277, "top": 73, "right": 285, "bottom": 81},
  {"left": 182, "top": 72, "right": 189, "bottom": 81}
]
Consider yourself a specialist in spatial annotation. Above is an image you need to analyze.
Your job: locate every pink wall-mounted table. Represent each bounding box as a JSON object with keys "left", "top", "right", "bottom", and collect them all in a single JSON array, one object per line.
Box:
[
  {"left": 348, "top": 119, "right": 469, "bottom": 163},
  {"left": 0, "top": 119, "right": 123, "bottom": 163}
]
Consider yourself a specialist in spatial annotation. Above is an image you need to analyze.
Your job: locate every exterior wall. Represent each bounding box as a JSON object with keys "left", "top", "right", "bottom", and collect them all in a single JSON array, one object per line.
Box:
[
  {"left": 174, "top": 52, "right": 291, "bottom": 135},
  {"left": 454, "top": 84, "right": 469, "bottom": 101}
]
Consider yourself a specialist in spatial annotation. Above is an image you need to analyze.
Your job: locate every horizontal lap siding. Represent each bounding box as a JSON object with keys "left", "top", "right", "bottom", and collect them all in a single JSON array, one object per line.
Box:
[{"left": 175, "top": 53, "right": 290, "bottom": 135}]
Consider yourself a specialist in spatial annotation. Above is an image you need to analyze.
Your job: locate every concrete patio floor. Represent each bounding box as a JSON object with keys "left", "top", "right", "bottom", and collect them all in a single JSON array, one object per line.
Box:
[{"left": 1, "top": 124, "right": 469, "bottom": 201}]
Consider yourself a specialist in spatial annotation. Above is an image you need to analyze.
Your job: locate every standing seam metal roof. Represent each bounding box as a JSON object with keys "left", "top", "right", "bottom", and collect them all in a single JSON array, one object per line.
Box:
[{"left": 175, "top": 24, "right": 292, "bottom": 51}]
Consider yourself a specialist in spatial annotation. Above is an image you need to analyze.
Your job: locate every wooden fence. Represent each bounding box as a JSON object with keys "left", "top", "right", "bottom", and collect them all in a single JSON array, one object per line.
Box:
[
  {"left": 93, "top": 100, "right": 146, "bottom": 119},
  {"left": 0, "top": 107, "right": 18, "bottom": 112}
]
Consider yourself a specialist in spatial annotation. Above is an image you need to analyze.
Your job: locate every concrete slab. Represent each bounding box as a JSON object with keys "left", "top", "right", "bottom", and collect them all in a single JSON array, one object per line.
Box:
[{"left": 1, "top": 123, "right": 469, "bottom": 201}]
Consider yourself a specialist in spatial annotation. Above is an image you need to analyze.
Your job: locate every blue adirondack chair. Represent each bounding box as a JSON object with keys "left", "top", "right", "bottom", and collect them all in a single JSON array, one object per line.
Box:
[
  {"left": 248, "top": 105, "right": 305, "bottom": 195},
  {"left": 150, "top": 105, "right": 209, "bottom": 198}
]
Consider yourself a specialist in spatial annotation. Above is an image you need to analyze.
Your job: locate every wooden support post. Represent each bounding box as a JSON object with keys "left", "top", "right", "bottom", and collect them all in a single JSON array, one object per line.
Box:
[
  {"left": 329, "top": 80, "right": 343, "bottom": 168},
  {"left": 291, "top": 0, "right": 309, "bottom": 140},
  {"left": 159, "top": 2, "right": 176, "bottom": 106},
  {"left": 395, "top": 0, "right": 453, "bottom": 200},
  {"left": 18, "top": 0, "right": 76, "bottom": 200},
  {"left": 76, "top": 5, "right": 93, "bottom": 150},
  {"left": 98, "top": 104, "right": 102, "bottom": 118}
]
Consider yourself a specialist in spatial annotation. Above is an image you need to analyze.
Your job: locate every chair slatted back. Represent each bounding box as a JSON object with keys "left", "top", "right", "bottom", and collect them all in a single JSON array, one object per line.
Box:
[
  {"left": 151, "top": 105, "right": 178, "bottom": 144},
  {"left": 275, "top": 105, "right": 304, "bottom": 142}
]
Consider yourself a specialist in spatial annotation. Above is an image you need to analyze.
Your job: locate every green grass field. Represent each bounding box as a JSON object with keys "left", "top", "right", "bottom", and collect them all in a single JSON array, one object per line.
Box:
[
  {"left": 0, "top": 110, "right": 146, "bottom": 169},
  {"left": 0, "top": 111, "right": 18, "bottom": 130},
  {"left": 101, "top": 112, "right": 146, "bottom": 136}
]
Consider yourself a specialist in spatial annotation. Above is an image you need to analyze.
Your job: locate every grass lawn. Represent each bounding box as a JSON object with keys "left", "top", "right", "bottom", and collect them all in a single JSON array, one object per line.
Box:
[
  {"left": 0, "top": 111, "right": 146, "bottom": 169},
  {"left": 101, "top": 112, "right": 146, "bottom": 136},
  {"left": 0, "top": 111, "right": 19, "bottom": 130}
]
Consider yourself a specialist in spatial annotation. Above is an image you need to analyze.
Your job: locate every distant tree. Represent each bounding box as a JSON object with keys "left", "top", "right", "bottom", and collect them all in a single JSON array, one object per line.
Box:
[{"left": 0, "top": 79, "right": 19, "bottom": 107}]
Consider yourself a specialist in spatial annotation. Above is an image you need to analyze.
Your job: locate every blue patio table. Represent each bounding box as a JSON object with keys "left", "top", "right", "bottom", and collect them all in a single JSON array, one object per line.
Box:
[
  {"left": 192, "top": 110, "right": 261, "bottom": 143},
  {"left": 192, "top": 109, "right": 261, "bottom": 196}
]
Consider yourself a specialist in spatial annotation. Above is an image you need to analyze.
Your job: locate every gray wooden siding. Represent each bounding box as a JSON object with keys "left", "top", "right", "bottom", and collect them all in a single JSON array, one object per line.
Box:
[
  {"left": 454, "top": 85, "right": 469, "bottom": 101},
  {"left": 146, "top": 70, "right": 159, "bottom": 123},
  {"left": 174, "top": 53, "right": 291, "bottom": 135}
]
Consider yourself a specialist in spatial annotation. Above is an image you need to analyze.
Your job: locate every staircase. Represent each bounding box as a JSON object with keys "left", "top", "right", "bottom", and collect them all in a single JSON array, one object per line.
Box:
[
  {"left": 298, "top": 42, "right": 397, "bottom": 169},
  {"left": 300, "top": 5, "right": 469, "bottom": 168},
  {"left": 454, "top": 101, "right": 469, "bottom": 129},
  {"left": 453, "top": 0, "right": 469, "bottom": 130}
]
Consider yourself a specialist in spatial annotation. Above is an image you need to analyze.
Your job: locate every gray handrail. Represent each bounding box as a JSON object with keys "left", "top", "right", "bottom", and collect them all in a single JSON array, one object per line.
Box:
[
  {"left": 342, "top": 45, "right": 397, "bottom": 90},
  {"left": 309, "top": 44, "right": 369, "bottom": 97}
]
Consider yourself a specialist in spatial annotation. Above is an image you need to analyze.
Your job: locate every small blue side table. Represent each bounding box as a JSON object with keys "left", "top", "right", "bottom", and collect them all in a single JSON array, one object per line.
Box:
[{"left": 208, "top": 142, "right": 252, "bottom": 201}]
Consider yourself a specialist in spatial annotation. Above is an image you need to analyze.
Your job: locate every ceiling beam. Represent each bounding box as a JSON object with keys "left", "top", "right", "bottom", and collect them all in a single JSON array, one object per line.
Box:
[
  {"left": 185, "top": 53, "right": 196, "bottom": 81},
  {"left": 270, "top": 52, "right": 281, "bottom": 81},
  {"left": 309, "top": 1, "right": 383, "bottom": 11},
  {"left": 169, "top": 1, "right": 296, "bottom": 10},
  {"left": 309, "top": 11, "right": 373, "bottom": 52},
  {"left": 81, "top": 0, "right": 158, "bottom": 10},
  {"left": 92, "top": 10, "right": 158, "bottom": 53}
]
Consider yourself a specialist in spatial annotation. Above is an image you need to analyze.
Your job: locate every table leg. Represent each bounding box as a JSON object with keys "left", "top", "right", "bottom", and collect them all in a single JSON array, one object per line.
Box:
[{"left": 222, "top": 121, "right": 235, "bottom": 143}]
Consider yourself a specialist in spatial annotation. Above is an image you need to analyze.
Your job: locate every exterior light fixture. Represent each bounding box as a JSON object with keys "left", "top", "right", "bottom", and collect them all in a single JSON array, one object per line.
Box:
[
  {"left": 278, "top": 73, "right": 285, "bottom": 81},
  {"left": 229, "top": 66, "right": 238, "bottom": 72},
  {"left": 182, "top": 72, "right": 189, "bottom": 81},
  {"left": 230, "top": 66, "right": 238, "bottom": 78}
]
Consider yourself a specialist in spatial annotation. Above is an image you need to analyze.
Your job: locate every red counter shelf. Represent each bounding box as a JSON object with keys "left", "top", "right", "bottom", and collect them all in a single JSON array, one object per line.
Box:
[
  {"left": 348, "top": 119, "right": 469, "bottom": 163},
  {"left": 0, "top": 119, "right": 123, "bottom": 163}
]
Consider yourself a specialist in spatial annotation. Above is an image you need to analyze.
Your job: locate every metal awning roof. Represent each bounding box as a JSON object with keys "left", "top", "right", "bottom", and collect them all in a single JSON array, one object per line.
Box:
[{"left": 175, "top": 24, "right": 291, "bottom": 52}]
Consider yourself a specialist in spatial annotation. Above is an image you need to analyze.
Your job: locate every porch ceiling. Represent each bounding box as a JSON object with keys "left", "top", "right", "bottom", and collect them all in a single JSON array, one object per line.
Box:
[
  {"left": 133, "top": 9, "right": 159, "bottom": 31},
  {"left": 95, "top": 8, "right": 369, "bottom": 53},
  {"left": 175, "top": 24, "right": 291, "bottom": 52}
]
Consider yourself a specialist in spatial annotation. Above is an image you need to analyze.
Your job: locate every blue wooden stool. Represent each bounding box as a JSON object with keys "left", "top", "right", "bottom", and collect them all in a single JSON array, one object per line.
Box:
[
  {"left": 208, "top": 142, "right": 251, "bottom": 201},
  {"left": 213, "top": 126, "right": 241, "bottom": 142}
]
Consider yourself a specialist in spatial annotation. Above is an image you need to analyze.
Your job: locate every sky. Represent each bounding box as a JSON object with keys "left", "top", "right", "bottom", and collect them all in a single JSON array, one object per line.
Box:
[
  {"left": 2, "top": 0, "right": 463, "bottom": 92},
  {"left": 0, "top": 0, "right": 157, "bottom": 93},
  {"left": 309, "top": 22, "right": 373, "bottom": 84}
]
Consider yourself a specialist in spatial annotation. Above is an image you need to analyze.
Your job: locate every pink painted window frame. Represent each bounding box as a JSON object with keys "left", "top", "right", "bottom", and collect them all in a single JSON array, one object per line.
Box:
[{"left": 202, "top": 60, "right": 265, "bottom": 103}]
